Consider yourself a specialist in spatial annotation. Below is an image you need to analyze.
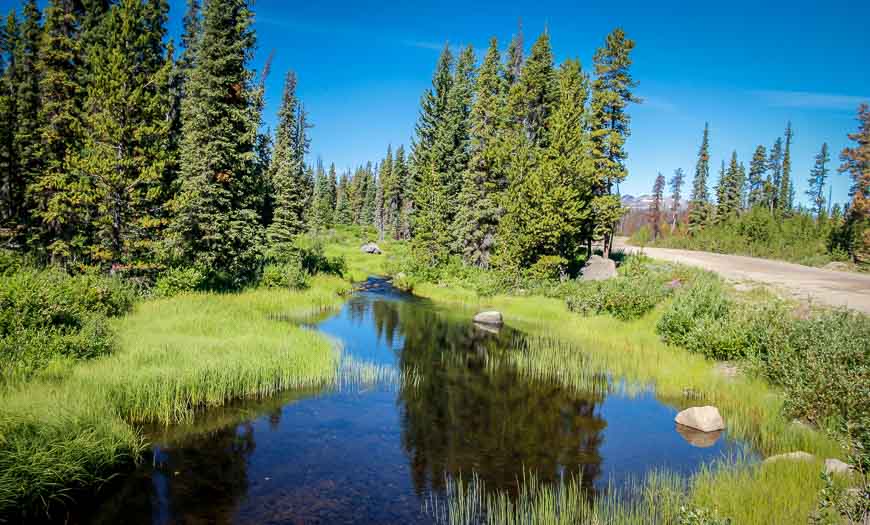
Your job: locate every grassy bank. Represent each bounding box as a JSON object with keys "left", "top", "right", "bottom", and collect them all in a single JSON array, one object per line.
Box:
[{"left": 0, "top": 275, "right": 348, "bottom": 518}]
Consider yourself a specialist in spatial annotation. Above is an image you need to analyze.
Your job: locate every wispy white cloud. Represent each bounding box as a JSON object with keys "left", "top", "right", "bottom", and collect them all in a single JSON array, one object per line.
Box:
[{"left": 752, "top": 90, "right": 868, "bottom": 111}]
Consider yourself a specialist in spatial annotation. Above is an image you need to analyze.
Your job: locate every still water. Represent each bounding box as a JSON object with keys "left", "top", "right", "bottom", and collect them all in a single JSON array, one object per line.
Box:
[{"left": 82, "top": 279, "right": 746, "bottom": 524}]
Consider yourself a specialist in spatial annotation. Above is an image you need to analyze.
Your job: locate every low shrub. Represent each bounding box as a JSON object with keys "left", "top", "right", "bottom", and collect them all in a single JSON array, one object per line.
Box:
[
  {"left": 526, "top": 255, "right": 569, "bottom": 281},
  {"left": 260, "top": 262, "right": 310, "bottom": 290},
  {"left": 566, "top": 275, "right": 671, "bottom": 321},
  {"left": 0, "top": 268, "right": 133, "bottom": 383},
  {"left": 153, "top": 266, "right": 205, "bottom": 297}
]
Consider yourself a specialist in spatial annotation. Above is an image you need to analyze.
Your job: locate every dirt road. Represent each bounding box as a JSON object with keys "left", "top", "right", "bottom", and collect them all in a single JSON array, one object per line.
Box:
[{"left": 613, "top": 238, "right": 870, "bottom": 314}]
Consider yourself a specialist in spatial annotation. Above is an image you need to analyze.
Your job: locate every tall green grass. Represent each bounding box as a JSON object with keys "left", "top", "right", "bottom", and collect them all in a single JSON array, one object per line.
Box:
[{"left": 0, "top": 275, "right": 349, "bottom": 517}]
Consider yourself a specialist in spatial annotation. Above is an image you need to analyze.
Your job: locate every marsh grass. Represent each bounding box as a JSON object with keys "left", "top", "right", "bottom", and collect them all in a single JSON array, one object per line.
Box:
[{"left": 0, "top": 275, "right": 349, "bottom": 517}]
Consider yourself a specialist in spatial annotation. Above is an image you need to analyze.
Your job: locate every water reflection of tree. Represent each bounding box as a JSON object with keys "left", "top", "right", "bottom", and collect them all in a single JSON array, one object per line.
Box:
[
  {"left": 372, "top": 299, "right": 608, "bottom": 498},
  {"left": 85, "top": 418, "right": 263, "bottom": 524}
]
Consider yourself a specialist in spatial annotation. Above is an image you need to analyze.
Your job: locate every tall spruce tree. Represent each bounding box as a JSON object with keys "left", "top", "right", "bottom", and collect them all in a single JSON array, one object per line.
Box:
[
  {"left": 453, "top": 38, "right": 507, "bottom": 267},
  {"left": 265, "top": 72, "right": 307, "bottom": 259},
  {"left": 497, "top": 59, "right": 591, "bottom": 268},
  {"left": 649, "top": 172, "right": 665, "bottom": 240},
  {"left": 0, "top": 12, "right": 19, "bottom": 235},
  {"left": 807, "top": 142, "right": 830, "bottom": 219},
  {"left": 715, "top": 152, "right": 742, "bottom": 221},
  {"left": 334, "top": 171, "right": 352, "bottom": 226},
  {"left": 747, "top": 145, "right": 767, "bottom": 208},
  {"left": 687, "top": 123, "right": 711, "bottom": 232},
  {"left": 517, "top": 32, "right": 557, "bottom": 148},
  {"left": 767, "top": 137, "right": 783, "bottom": 211},
  {"left": 503, "top": 22, "right": 523, "bottom": 87},
  {"left": 31, "top": 0, "right": 89, "bottom": 261},
  {"left": 781, "top": 122, "right": 794, "bottom": 213},
  {"left": 838, "top": 105, "right": 870, "bottom": 264},
  {"left": 74, "top": 0, "right": 174, "bottom": 265},
  {"left": 668, "top": 168, "right": 684, "bottom": 232},
  {"left": 169, "top": 0, "right": 265, "bottom": 286},
  {"left": 13, "top": 0, "right": 41, "bottom": 240},
  {"left": 378, "top": 145, "right": 393, "bottom": 239},
  {"left": 393, "top": 145, "right": 410, "bottom": 239},
  {"left": 408, "top": 44, "right": 453, "bottom": 240},
  {"left": 437, "top": 44, "right": 475, "bottom": 216},
  {"left": 589, "top": 28, "right": 638, "bottom": 256}
]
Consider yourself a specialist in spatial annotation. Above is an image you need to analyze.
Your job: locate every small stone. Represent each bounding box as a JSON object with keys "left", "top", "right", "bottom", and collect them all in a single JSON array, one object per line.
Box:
[
  {"left": 824, "top": 458, "right": 854, "bottom": 475},
  {"left": 713, "top": 362, "right": 740, "bottom": 379},
  {"left": 360, "top": 242, "right": 382, "bottom": 254},
  {"left": 473, "top": 311, "right": 503, "bottom": 326},
  {"left": 763, "top": 451, "right": 815, "bottom": 464}
]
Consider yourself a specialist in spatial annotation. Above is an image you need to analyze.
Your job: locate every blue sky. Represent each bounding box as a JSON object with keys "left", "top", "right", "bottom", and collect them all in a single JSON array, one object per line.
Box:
[{"left": 6, "top": 0, "right": 869, "bottom": 207}]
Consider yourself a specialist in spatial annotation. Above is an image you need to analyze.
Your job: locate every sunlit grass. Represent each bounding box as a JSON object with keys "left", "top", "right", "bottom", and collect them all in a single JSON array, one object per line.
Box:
[{"left": 0, "top": 275, "right": 349, "bottom": 516}]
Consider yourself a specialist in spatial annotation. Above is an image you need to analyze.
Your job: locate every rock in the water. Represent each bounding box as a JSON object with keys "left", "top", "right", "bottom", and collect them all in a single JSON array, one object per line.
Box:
[
  {"left": 580, "top": 255, "right": 617, "bottom": 281},
  {"left": 675, "top": 424, "right": 722, "bottom": 448},
  {"left": 763, "top": 451, "right": 815, "bottom": 464},
  {"left": 360, "top": 242, "right": 382, "bottom": 254},
  {"left": 674, "top": 406, "right": 725, "bottom": 432},
  {"left": 473, "top": 311, "right": 503, "bottom": 326},
  {"left": 825, "top": 458, "right": 854, "bottom": 475}
]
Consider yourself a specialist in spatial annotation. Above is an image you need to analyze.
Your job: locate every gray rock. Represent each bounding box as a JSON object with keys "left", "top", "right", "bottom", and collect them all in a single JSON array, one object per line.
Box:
[
  {"left": 473, "top": 322, "right": 501, "bottom": 335},
  {"left": 763, "top": 451, "right": 815, "bottom": 464},
  {"left": 674, "top": 406, "right": 725, "bottom": 433},
  {"left": 473, "top": 311, "right": 503, "bottom": 326},
  {"left": 824, "top": 458, "right": 854, "bottom": 475},
  {"left": 675, "top": 424, "right": 722, "bottom": 448},
  {"left": 360, "top": 242, "right": 382, "bottom": 255},
  {"left": 580, "top": 255, "right": 617, "bottom": 281}
]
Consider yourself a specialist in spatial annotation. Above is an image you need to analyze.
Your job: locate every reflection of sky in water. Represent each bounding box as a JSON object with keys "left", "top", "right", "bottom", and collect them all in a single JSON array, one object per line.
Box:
[{"left": 78, "top": 281, "right": 753, "bottom": 525}]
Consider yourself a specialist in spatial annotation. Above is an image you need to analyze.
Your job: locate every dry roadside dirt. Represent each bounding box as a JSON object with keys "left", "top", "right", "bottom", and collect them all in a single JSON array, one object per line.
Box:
[{"left": 613, "top": 238, "right": 870, "bottom": 314}]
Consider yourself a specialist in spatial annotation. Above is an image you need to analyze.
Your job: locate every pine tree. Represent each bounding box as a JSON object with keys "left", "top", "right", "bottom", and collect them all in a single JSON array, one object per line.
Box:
[
  {"left": 362, "top": 161, "right": 377, "bottom": 226},
  {"left": 747, "top": 145, "right": 767, "bottom": 208},
  {"left": 589, "top": 28, "right": 638, "bottom": 256},
  {"left": 515, "top": 31, "right": 557, "bottom": 148},
  {"left": 334, "top": 171, "right": 352, "bottom": 226},
  {"left": 410, "top": 44, "right": 454, "bottom": 234},
  {"left": 393, "top": 145, "right": 410, "bottom": 239},
  {"left": 687, "top": 123, "right": 711, "bottom": 232},
  {"left": 436, "top": 44, "right": 474, "bottom": 215},
  {"left": 838, "top": 104, "right": 870, "bottom": 264},
  {"left": 72, "top": 0, "right": 174, "bottom": 265},
  {"left": 714, "top": 159, "right": 728, "bottom": 221},
  {"left": 0, "top": 13, "right": 19, "bottom": 234},
  {"left": 453, "top": 37, "right": 507, "bottom": 267},
  {"left": 411, "top": 164, "right": 450, "bottom": 266},
  {"left": 29, "top": 0, "right": 88, "bottom": 261},
  {"left": 649, "top": 172, "right": 665, "bottom": 240},
  {"left": 496, "top": 59, "right": 592, "bottom": 268},
  {"left": 13, "top": 0, "right": 41, "bottom": 240},
  {"left": 668, "top": 168, "right": 684, "bottom": 232},
  {"left": 780, "top": 122, "right": 794, "bottom": 213},
  {"left": 767, "top": 137, "right": 783, "bottom": 211},
  {"left": 378, "top": 145, "right": 393, "bottom": 239},
  {"left": 807, "top": 142, "right": 830, "bottom": 219},
  {"left": 265, "top": 71, "right": 307, "bottom": 259},
  {"left": 169, "top": 0, "right": 264, "bottom": 286}
]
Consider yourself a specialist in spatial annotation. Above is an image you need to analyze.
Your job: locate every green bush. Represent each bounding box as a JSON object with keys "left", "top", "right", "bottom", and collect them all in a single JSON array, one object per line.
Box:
[
  {"left": 153, "top": 267, "right": 205, "bottom": 297},
  {"left": 0, "top": 268, "right": 133, "bottom": 383},
  {"left": 762, "top": 311, "right": 870, "bottom": 442},
  {"left": 526, "top": 255, "right": 569, "bottom": 281},
  {"left": 567, "top": 271, "right": 672, "bottom": 321},
  {"left": 260, "top": 262, "right": 310, "bottom": 290}
]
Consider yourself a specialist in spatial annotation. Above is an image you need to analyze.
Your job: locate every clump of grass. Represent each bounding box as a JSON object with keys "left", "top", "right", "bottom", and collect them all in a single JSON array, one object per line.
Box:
[{"left": 0, "top": 275, "right": 348, "bottom": 517}]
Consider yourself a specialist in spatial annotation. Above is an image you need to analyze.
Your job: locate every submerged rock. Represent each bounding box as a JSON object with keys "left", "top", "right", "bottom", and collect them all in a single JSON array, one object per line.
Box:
[
  {"left": 361, "top": 242, "right": 382, "bottom": 254},
  {"left": 473, "top": 311, "right": 503, "bottom": 326},
  {"left": 580, "top": 255, "right": 617, "bottom": 281},
  {"left": 675, "top": 423, "right": 722, "bottom": 448},
  {"left": 825, "top": 458, "right": 854, "bottom": 475},
  {"left": 763, "top": 451, "right": 815, "bottom": 464},
  {"left": 674, "top": 406, "right": 725, "bottom": 432}
]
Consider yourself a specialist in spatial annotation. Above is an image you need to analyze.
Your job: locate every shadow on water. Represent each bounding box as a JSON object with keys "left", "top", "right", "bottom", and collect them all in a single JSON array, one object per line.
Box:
[{"left": 65, "top": 277, "right": 750, "bottom": 524}]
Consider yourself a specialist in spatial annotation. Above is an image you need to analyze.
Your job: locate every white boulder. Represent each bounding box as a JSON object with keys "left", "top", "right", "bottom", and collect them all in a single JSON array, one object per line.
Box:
[
  {"left": 473, "top": 311, "right": 503, "bottom": 326},
  {"left": 674, "top": 406, "right": 725, "bottom": 433}
]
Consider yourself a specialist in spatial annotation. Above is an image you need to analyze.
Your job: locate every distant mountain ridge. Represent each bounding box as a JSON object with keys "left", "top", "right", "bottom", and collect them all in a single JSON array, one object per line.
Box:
[{"left": 620, "top": 194, "right": 687, "bottom": 211}]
